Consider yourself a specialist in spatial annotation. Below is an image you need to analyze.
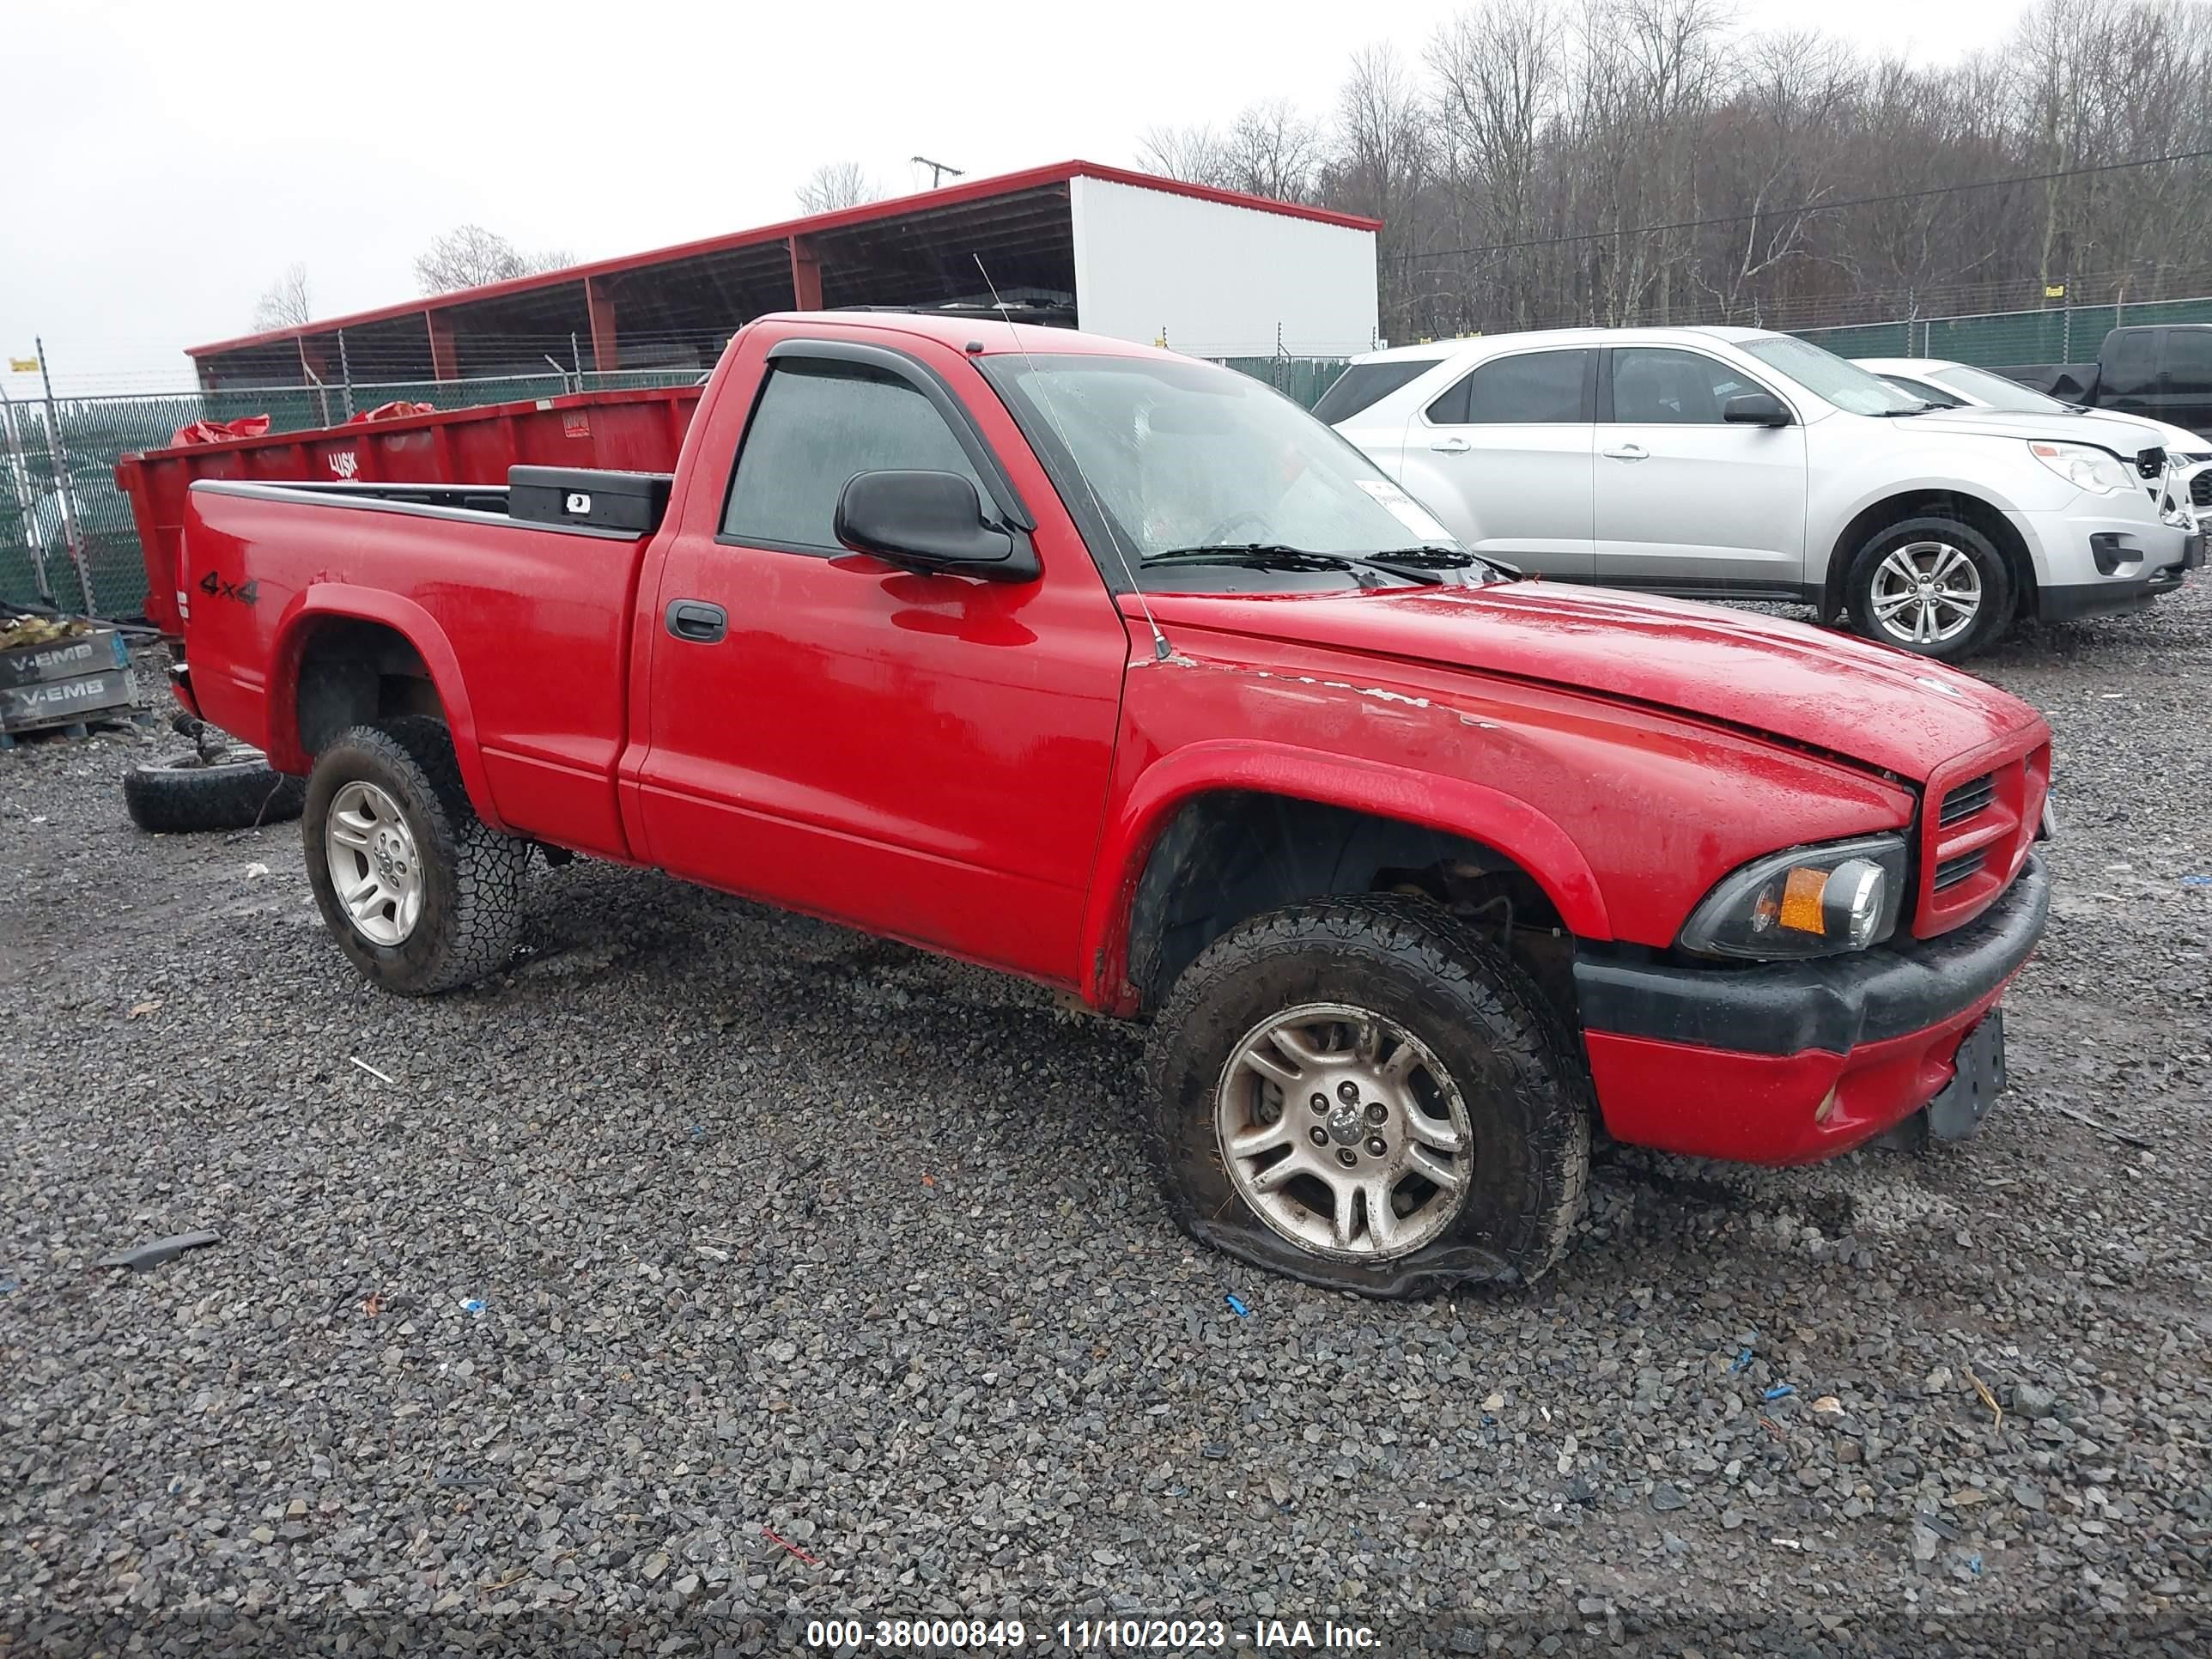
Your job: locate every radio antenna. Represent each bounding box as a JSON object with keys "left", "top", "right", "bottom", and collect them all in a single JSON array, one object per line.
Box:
[{"left": 973, "top": 255, "right": 1171, "bottom": 663}]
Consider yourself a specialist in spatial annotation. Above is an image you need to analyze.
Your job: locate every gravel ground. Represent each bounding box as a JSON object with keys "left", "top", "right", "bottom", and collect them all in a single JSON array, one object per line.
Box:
[{"left": 3, "top": 586, "right": 2209, "bottom": 1658}]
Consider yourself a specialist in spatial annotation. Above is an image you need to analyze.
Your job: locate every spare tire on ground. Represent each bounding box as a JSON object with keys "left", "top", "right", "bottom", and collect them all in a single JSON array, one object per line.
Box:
[{"left": 123, "top": 750, "right": 306, "bottom": 834}]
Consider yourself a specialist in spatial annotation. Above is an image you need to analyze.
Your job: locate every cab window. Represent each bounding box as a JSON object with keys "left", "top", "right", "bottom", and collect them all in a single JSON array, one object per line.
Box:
[{"left": 722, "top": 359, "right": 984, "bottom": 551}]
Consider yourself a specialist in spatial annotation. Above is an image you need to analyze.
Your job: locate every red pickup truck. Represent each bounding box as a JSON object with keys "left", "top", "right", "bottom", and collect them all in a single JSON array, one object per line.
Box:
[{"left": 168, "top": 311, "right": 2051, "bottom": 1297}]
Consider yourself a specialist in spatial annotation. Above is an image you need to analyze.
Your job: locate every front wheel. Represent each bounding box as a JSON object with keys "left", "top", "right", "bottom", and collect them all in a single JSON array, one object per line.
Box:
[
  {"left": 1844, "top": 515, "right": 2014, "bottom": 660},
  {"left": 1144, "top": 896, "right": 1591, "bottom": 1298},
  {"left": 301, "top": 718, "right": 531, "bottom": 994}
]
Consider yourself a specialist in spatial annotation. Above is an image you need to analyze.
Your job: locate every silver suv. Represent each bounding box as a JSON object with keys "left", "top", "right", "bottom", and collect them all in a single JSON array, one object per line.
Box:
[{"left": 1322, "top": 326, "right": 2207, "bottom": 661}]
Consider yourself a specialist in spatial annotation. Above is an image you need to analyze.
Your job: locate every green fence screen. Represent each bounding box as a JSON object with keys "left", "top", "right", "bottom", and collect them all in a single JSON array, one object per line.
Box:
[
  {"left": 1798, "top": 294, "right": 2212, "bottom": 368},
  {"left": 0, "top": 371, "right": 700, "bottom": 620},
  {"left": 1216, "top": 356, "right": 1351, "bottom": 409}
]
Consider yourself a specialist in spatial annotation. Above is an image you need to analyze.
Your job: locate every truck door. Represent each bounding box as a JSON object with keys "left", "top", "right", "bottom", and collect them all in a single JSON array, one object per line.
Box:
[
  {"left": 1592, "top": 346, "right": 1807, "bottom": 597},
  {"left": 1394, "top": 347, "right": 1595, "bottom": 579},
  {"left": 629, "top": 333, "right": 1130, "bottom": 986}
]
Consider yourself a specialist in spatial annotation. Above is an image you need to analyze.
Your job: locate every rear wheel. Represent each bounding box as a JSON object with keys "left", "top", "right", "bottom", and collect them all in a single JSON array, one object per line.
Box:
[
  {"left": 301, "top": 717, "right": 530, "bottom": 994},
  {"left": 1844, "top": 514, "right": 2014, "bottom": 660},
  {"left": 1144, "top": 895, "right": 1590, "bottom": 1298}
]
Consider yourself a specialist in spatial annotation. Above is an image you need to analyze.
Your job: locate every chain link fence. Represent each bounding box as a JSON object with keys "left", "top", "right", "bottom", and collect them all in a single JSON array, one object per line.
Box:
[{"left": 5, "top": 296, "right": 2203, "bottom": 623}]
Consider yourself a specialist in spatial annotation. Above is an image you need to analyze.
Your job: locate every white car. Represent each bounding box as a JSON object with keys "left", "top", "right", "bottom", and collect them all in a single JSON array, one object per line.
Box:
[
  {"left": 1855, "top": 356, "right": 2212, "bottom": 529},
  {"left": 1321, "top": 326, "right": 2207, "bottom": 660}
]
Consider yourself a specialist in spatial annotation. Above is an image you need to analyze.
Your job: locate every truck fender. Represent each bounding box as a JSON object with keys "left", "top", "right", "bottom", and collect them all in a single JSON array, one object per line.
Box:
[
  {"left": 268, "top": 584, "right": 509, "bottom": 834},
  {"left": 1079, "top": 738, "right": 1613, "bottom": 1012}
]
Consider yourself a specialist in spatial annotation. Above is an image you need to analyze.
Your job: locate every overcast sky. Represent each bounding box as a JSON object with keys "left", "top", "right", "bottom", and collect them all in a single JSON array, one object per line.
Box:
[{"left": 7, "top": 0, "right": 2025, "bottom": 397}]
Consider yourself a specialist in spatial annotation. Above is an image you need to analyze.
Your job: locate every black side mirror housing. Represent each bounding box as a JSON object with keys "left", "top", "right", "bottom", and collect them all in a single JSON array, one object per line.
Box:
[
  {"left": 834, "top": 470, "right": 1038, "bottom": 582},
  {"left": 1723, "top": 392, "right": 1792, "bottom": 427}
]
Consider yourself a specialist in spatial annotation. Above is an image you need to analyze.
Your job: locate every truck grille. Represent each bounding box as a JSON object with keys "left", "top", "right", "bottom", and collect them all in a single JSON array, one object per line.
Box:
[
  {"left": 1934, "top": 849, "right": 1987, "bottom": 891},
  {"left": 1938, "top": 773, "right": 1996, "bottom": 826},
  {"left": 1913, "top": 740, "right": 2049, "bottom": 939},
  {"left": 2193, "top": 471, "right": 2212, "bottom": 507}
]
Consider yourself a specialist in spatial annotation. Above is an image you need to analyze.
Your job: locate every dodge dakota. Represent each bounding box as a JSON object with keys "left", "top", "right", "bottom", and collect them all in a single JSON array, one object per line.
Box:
[{"left": 166, "top": 312, "right": 2052, "bottom": 1297}]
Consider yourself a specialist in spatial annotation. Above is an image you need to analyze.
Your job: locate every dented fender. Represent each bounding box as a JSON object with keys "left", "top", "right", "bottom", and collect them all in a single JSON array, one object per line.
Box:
[
  {"left": 1079, "top": 736, "right": 1613, "bottom": 1013},
  {"left": 1079, "top": 623, "right": 1921, "bottom": 1012}
]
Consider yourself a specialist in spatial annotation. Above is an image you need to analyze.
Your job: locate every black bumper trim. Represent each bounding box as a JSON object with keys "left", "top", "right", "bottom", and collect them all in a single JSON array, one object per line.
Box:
[
  {"left": 2039, "top": 566, "right": 2189, "bottom": 623},
  {"left": 1573, "top": 855, "right": 2049, "bottom": 1057}
]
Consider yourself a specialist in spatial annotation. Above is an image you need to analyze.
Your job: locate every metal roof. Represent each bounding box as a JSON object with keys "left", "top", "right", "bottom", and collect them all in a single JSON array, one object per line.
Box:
[{"left": 188, "top": 161, "right": 1381, "bottom": 360}]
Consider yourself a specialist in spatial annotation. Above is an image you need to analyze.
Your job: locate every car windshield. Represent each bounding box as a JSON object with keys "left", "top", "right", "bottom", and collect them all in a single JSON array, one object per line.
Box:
[
  {"left": 1929, "top": 363, "right": 2071, "bottom": 413},
  {"left": 978, "top": 353, "right": 1473, "bottom": 574},
  {"left": 1741, "top": 336, "right": 1932, "bottom": 415}
]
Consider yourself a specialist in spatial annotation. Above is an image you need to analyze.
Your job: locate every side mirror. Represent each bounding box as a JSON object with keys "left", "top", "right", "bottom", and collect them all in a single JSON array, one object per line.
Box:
[
  {"left": 834, "top": 470, "right": 1037, "bottom": 582},
  {"left": 1723, "top": 392, "right": 1791, "bottom": 428}
]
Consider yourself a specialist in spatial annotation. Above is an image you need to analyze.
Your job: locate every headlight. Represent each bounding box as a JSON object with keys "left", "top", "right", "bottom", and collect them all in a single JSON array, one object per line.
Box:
[
  {"left": 2028, "top": 440, "right": 2134, "bottom": 496},
  {"left": 1678, "top": 835, "right": 1908, "bottom": 960}
]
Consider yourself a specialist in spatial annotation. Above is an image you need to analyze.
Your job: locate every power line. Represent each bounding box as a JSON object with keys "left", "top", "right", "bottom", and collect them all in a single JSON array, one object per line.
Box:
[{"left": 1401, "top": 145, "right": 2212, "bottom": 265}]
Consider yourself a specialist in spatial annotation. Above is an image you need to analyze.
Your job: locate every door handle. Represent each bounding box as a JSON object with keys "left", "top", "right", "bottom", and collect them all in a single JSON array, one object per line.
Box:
[
  {"left": 665, "top": 599, "right": 727, "bottom": 643},
  {"left": 1603, "top": 443, "right": 1650, "bottom": 461},
  {"left": 1430, "top": 435, "right": 1472, "bottom": 453}
]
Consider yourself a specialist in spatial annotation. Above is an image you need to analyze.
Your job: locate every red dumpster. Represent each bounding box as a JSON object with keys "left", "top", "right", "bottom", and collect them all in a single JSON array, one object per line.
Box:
[{"left": 116, "top": 385, "right": 702, "bottom": 637}]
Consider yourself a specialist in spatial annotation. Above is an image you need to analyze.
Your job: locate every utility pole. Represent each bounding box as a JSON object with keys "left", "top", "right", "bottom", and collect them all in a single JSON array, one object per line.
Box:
[
  {"left": 34, "top": 338, "right": 94, "bottom": 617},
  {"left": 911, "top": 155, "right": 965, "bottom": 190}
]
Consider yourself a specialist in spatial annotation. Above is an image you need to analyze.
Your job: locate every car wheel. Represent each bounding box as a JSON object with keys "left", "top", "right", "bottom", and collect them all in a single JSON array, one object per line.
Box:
[
  {"left": 122, "top": 750, "right": 305, "bottom": 833},
  {"left": 301, "top": 716, "right": 531, "bottom": 994},
  {"left": 1844, "top": 514, "right": 2014, "bottom": 660},
  {"left": 1144, "top": 895, "right": 1590, "bottom": 1298}
]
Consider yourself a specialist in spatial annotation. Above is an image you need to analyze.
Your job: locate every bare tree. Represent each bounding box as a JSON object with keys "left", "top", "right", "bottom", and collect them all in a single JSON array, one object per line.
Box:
[
  {"left": 1136, "top": 123, "right": 1234, "bottom": 187},
  {"left": 1686, "top": 31, "right": 1856, "bottom": 321},
  {"left": 252, "top": 262, "right": 313, "bottom": 331},
  {"left": 1428, "top": 0, "right": 1564, "bottom": 330},
  {"left": 1249, "top": 0, "right": 2212, "bottom": 345},
  {"left": 1323, "top": 46, "right": 1432, "bottom": 340},
  {"left": 1224, "top": 100, "right": 1324, "bottom": 201},
  {"left": 414, "top": 226, "right": 574, "bottom": 295},
  {"left": 795, "top": 162, "right": 882, "bottom": 214}
]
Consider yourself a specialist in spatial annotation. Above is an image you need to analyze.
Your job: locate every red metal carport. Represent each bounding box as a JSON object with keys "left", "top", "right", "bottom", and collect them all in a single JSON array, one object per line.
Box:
[{"left": 186, "top": 161, "right": 1377, "bottom": 390}]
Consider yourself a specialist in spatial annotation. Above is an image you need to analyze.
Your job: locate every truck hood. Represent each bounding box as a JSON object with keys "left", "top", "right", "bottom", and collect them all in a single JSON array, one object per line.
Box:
[{"left": 1142, "top": 580, "right": 2043, "bottom": 783}]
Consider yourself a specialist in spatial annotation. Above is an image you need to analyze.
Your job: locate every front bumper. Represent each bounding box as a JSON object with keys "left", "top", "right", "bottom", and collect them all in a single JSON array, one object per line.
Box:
[
  {"left": 2020, "top": 500, "right": 2199, "bottom": 621},
  {"left": 1573, "top": 855, "right": 2049, "bottom": 1164}
]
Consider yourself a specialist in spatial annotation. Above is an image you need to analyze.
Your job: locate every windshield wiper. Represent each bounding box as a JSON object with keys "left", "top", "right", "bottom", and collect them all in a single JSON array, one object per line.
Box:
[
  {"left": 1148, "top": 544, "right": 1393, "bottom": 583},
  {"left": 1369, "top": 544, "right": 1520, "bottom": 581},
  {"left": 1150, "top": 544, "right": 1482, "bottom": 586},
  {"left": 1872, "top": 402, "right": 1941, "bottom": 417}
]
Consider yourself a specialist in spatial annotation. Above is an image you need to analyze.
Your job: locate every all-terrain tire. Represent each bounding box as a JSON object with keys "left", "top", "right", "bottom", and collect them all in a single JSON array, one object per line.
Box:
[
  {"left": 1844, "top": 514, "right": 2015, "bottom": 662},
  {"left": 301, "top": 718, "right": 531, "bottom": 994},
  {"left": 1144, "top": 894, "right": 1591, "bottom": 1299},
  {"left": 123, "top": 752, "right": 305, "bottom": 834}
]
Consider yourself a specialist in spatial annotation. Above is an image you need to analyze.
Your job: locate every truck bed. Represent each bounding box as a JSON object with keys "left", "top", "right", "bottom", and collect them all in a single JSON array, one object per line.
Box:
[{"left": 180, "top": 478, "right": 654, "bottom": 860}]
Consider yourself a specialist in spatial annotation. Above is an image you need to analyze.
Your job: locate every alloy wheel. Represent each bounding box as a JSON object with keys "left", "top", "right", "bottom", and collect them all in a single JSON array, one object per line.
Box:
[
  {"left": 1214, "top": 1002, "right": 1474, "bottom": 1261},
  {"left": 323, "top": 780, "right": 423, "bottom": 946},
  {"left": 1869, "top": 539, "right": 1982, "bottom": 646}
]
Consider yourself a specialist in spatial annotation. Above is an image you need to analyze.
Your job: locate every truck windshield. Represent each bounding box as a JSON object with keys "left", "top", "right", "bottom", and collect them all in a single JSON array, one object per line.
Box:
[
  {"left": 979, "top": 353, "right": 1479, "bottom": 586},
  {"left": 1929, "top": 364, "right": 2071, "bottom": 414},
  {"left": 1741, "top": 336, "right": 1932, "bottom": 416}
]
